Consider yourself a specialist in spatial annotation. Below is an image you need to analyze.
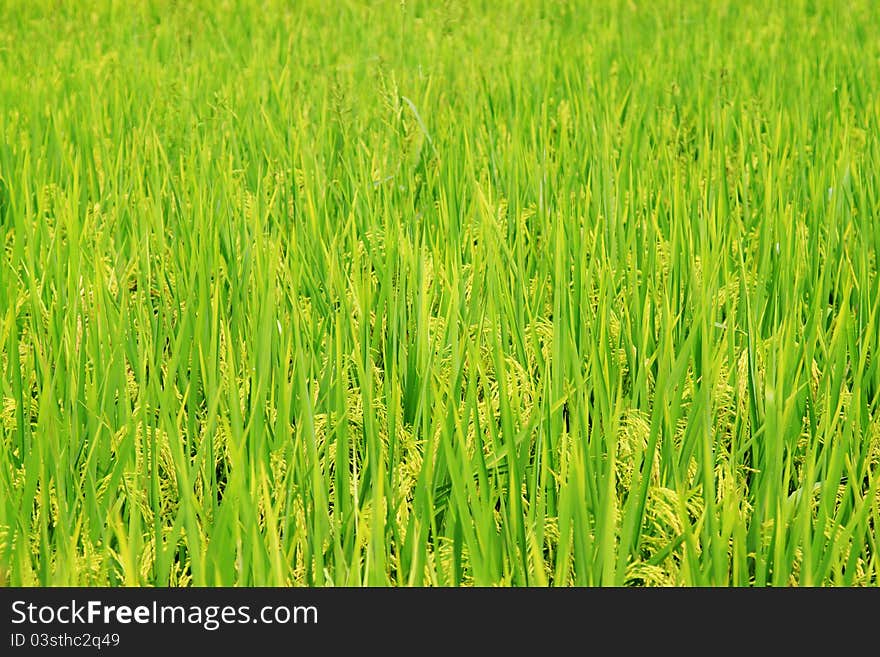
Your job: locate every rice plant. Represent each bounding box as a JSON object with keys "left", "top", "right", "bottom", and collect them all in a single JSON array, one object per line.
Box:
[{"left": 1, "top": 0, "right": 879, "bottom": 586}]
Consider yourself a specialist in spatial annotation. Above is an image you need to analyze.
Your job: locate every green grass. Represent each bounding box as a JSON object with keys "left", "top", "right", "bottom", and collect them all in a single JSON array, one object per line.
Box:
[{"left": 1, "top": 0, "right": 879, "bottom": 586}]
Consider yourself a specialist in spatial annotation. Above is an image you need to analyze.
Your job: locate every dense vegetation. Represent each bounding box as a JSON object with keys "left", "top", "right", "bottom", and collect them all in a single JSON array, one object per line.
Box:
[{"left": 1, "top": 0, "right": 879, "bottom": 586}]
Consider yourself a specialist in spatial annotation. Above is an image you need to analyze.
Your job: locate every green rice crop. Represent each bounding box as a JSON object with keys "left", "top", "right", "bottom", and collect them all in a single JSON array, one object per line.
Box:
[{"left": 1, "top": 0, "right": 879, "bottom": 586}]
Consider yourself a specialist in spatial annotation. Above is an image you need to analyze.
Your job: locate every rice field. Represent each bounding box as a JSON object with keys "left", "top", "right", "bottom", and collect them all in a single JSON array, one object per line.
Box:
[{"left": 1, "top": 0, "right": 879, "bottom": 586}]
